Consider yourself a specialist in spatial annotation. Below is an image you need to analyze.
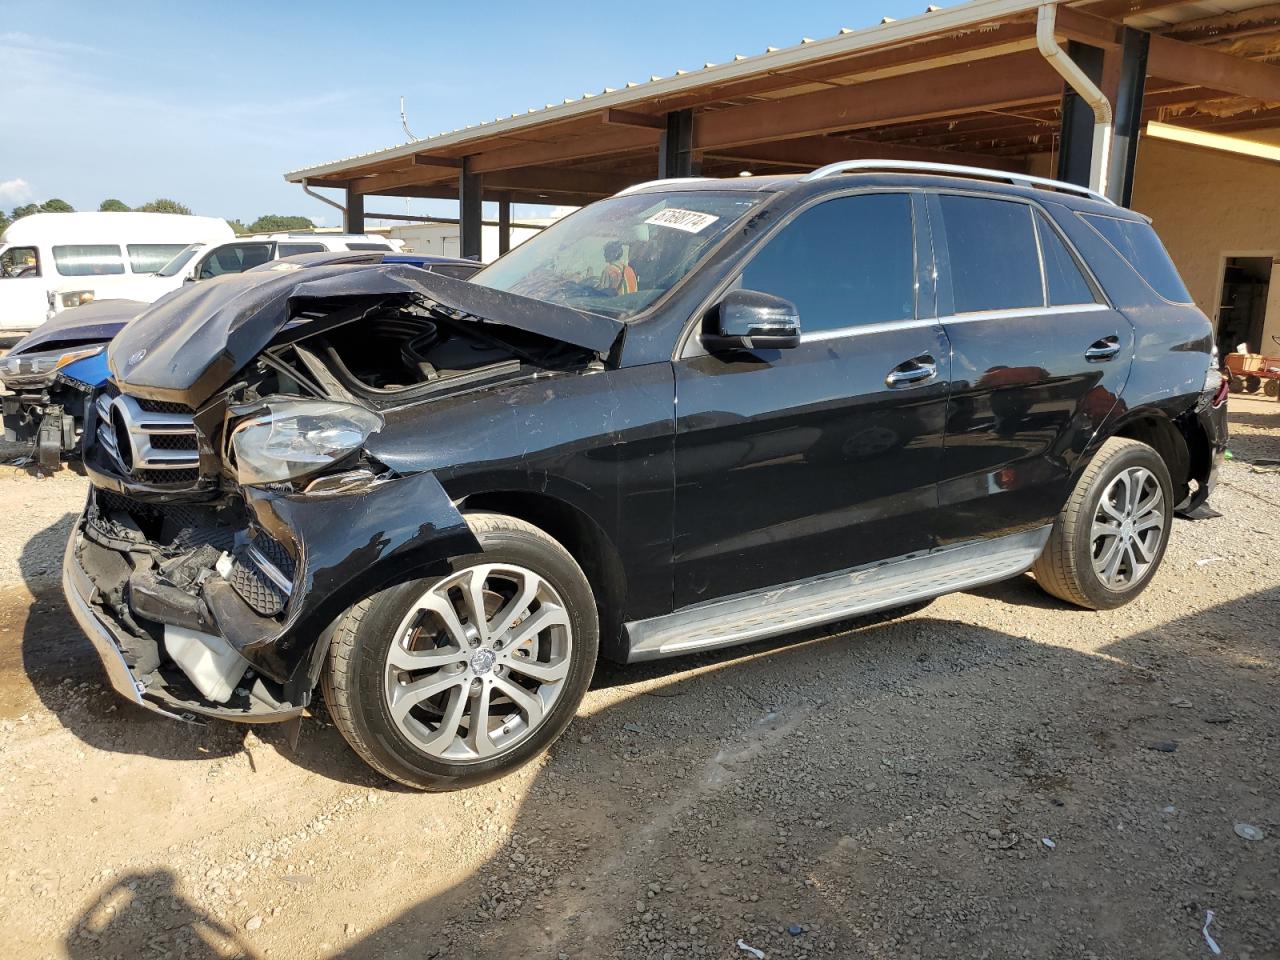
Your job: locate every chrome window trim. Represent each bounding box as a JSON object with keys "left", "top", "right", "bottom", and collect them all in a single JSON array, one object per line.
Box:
[{"left": 936, "top": 303, "right": 1111, "bottom": 325}]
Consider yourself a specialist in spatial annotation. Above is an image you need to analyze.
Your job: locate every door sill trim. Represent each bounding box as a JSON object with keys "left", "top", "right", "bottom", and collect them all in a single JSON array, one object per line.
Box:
[{"left": 623, "top": 526, "right": 1050, "bottom": 662}]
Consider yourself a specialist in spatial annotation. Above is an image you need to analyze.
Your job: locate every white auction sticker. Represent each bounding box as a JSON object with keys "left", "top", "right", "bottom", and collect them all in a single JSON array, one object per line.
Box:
[{"left": 644, "top": 208, "right": 720, "bottom": 233}]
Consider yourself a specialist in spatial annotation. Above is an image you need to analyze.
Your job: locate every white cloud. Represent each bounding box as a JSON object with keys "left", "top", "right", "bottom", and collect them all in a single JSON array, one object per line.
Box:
[{"left": 0, "top": 178, "right": 33, "bottom": 205}]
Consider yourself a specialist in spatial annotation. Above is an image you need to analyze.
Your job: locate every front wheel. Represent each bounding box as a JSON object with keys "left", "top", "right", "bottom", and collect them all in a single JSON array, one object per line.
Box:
[
  {"left": 1032, "top": 438, "right": 1173, "bottom": 610},
  {"left": 322, "top": 512, "right": 598, "bottom": 790}
]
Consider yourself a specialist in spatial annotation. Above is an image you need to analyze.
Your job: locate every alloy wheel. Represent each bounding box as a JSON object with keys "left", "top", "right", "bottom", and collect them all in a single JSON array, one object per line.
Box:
[
  {"left": 383, "top": 563, "right": 573, "bottom": 762},
  {"left": 1090, "top": 466, "right": 1164, "bottom": 591}
]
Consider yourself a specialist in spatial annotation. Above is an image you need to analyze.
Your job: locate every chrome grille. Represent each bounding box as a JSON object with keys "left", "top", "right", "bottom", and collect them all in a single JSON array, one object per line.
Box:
[{"left": 95, "top": 390, "right": 200, "bottom": 480}]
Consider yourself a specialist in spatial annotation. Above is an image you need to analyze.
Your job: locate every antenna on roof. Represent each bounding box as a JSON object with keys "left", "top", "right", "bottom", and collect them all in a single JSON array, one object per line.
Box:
[{"left": 400, "top": 96, "right": 418, "bottom": 142}]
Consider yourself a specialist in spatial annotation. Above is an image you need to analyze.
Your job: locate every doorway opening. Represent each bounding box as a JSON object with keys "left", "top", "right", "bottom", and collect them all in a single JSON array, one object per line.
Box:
[{"left": 1216, "top": 255, "right": 1273, "bottom": 355}]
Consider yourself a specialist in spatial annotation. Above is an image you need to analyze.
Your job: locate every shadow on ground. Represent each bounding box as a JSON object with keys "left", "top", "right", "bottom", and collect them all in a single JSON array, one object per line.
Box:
[{"left": 59, "top": 578, "right": 1280, "bottom": 959}]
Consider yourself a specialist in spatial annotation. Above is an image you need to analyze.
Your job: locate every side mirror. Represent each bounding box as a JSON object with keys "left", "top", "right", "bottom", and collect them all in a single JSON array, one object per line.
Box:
[{"left": 701, "top": 289, "right": 801, "bottom": 352}]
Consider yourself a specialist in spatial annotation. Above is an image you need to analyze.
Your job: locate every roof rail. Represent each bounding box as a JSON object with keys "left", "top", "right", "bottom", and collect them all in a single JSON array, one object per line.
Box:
[
  {"left": 800, "top": 159, "right": 1115, "bottom": 205},
  {"left": 614, "top": 177, "right": 715, "bottom": 197}
]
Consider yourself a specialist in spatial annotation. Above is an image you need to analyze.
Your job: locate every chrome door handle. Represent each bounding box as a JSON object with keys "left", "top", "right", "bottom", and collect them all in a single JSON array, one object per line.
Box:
[
  {"left": 885, "top": 355, "right": 938, "bottom": 388},
  {"left": 1085, "top": 336, "right": 1121, "bottom": 361}
]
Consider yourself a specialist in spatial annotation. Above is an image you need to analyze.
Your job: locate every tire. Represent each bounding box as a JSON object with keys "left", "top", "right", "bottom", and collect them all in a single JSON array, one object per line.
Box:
[
  {"left": 1265, "top": 379, "right": 1280, "bottom": 399},
  {"left": 322, "top": 512, "right": 598, "bottom": 790},
  {"left": 1032, "top": 437, "right": 1173, "bottom": 610},
  {"left": 1245, "top": 375, "right": 1262, "bottom": 393},
  {"left": 1228, "top": 375, "right": 1245, "bottom": 394}
]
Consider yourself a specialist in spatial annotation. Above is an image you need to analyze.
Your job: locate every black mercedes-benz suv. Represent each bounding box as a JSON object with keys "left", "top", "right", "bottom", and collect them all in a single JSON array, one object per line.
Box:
[{"left": 64, "top": 161, "right": 1228, "bottom": 790}]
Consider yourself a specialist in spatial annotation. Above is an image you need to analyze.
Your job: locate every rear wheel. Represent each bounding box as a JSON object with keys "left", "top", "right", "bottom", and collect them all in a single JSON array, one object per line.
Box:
[
  {"left": 1228, "top": 374, "right": 1245, "bottom": 394},
  {"left": 1032, "top": 438, "right": 1173, "bottom": 610},
  {"left": 1245, "top": 375, "right": 1262, "bottom": 393},
  {"left": 1265, "top": 379, "right": 1280, "bottom": 399},
  {"left": 322, "top": 512, "right": 598, "bottom": 790}
]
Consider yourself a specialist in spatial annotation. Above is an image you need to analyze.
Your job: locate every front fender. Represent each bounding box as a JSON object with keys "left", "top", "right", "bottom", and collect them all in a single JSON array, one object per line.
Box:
[{"left": 211, "top": 471, "right": 479, "bottom": 693}]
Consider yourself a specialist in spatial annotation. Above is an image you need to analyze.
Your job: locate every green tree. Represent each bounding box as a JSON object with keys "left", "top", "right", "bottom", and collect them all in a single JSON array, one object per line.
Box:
[
  {"left": 99, "top": 198, "right": 131, "bottom": 212},
  {"left": 137, "top": 198, "right": 192, "bottom": 215},
  {"left": 226, "top": 219, "right": 250, "bottom": 236},
  {"left": 40, "top": 198, "right": 74, "bottom": 213},
  {"left": 10, "top": 203, "right": 40, "bottom": 220},
  {"left": 247, "top": 214, "right": 314, "bottom": 233}
]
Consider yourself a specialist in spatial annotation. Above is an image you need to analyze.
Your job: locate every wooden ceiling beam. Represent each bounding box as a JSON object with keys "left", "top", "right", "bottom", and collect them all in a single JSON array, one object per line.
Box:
[
  {"left": 468, "top": 124, "right": 660, "bottom": 175},
  {"left": 484, "top": 165, "right": 634, "bottom": 196},
  {"left": 692, "top": 50, "right": 1063, "bottom": 151},
  {"left": 1147, "top": 34, "right": 1280, "bottom": 101},
  {"left": 602, "top": 108, "right": 666, "bottom": 129},
  {"left": 705, "top": 136, "right": 1026, "bottom": 172}
]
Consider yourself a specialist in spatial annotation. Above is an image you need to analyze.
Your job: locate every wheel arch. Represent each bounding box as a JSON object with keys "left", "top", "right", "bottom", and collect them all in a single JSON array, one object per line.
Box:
[
  {"left": 1095, "top": 409, "right": 1191, "bottom": 504},
  {"left": 454, "top": 489, "right": 630, "bottom": 662}
]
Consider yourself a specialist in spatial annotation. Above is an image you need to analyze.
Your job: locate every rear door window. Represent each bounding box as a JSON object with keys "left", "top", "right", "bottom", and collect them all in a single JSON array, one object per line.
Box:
[
  {"left": 277, "top": 242, "right": 326, "bottom": 257},
  {"left": 937, "top": 195, "right": 1041, "bottom": 313},
  {"left": 198, "top": 242, "right": 273, "bottom": 279},
  {"left": 127, "top": 243, "right": 189, "bottom": 273},
  {"left": 738, "top": 192, "right": 916, "bottom": 335},
  {"left": 1035, "top": 213, "right": 1097, "bottom": 306},
  {"left": 1080, "top": 213, "right": 1192, "bottom": 303},
  {"left": 53, "top": 244, "right": 125, "bottom": 276}
]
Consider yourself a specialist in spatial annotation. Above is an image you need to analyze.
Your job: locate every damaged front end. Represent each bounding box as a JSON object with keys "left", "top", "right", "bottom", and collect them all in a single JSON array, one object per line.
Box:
[{"left": 64, "top": 263, "right": 611, "bottom": 721}]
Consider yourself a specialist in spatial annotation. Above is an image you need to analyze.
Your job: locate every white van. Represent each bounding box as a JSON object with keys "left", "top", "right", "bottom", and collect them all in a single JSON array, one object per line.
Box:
[{"left": 0, "top": 212, "right": 234, "bottom": 333}]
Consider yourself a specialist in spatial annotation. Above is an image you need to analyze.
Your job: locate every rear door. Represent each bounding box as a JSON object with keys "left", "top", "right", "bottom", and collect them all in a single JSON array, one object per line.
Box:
[
  {"left": 671, "top": 191, "right": 951, "bottom": 607},
  {"left": 928, "top": 192, "right": 1133, "bottom": 545}
]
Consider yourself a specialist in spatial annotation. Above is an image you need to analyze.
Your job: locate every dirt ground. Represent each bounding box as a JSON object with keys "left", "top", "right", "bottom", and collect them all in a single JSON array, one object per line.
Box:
[{"left": 0, "top": 399, "right": 1276, "bottom": 960}]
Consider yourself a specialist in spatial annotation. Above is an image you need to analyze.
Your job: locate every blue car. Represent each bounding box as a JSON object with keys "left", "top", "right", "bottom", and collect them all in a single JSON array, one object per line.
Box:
[{"left": 1, "top": 252, "right": 479, "bottom": 465}]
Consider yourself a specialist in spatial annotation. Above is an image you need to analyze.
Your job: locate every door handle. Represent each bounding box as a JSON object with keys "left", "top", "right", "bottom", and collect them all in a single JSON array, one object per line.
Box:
[
  {"left": 1085, "top": 336, "right": 1121, "bottom": 362},
  {"left": 885, "top": 355, "right": 938, "bottom": 388}
]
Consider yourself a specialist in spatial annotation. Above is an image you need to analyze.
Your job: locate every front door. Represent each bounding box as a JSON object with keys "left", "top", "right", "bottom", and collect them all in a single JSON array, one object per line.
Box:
[
  {"left": 671, "top": 191, "right": 951, "bottom": 609},
  {"left": 927, "top": 192, "right": 1134, "bottom": 545}
]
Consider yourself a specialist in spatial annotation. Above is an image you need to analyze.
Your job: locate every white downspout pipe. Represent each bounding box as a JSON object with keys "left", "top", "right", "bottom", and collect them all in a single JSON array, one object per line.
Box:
[{"left": 1037, "top": 3, "right": 1113, "bottom": 197}]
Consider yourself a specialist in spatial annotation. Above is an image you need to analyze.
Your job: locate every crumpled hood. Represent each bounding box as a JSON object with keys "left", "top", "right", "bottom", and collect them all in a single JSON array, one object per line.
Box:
[
  {"left": 11, "top": 299, "right": 147, "bottom": 355},
  {"left": 108, "top": 263, "right": 625, "bottom": 407}
]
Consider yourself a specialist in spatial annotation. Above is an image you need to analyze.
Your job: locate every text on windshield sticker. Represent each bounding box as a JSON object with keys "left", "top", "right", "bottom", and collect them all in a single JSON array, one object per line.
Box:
[{"left": 644, "top": 208, "right": 721, "bottom": 234}]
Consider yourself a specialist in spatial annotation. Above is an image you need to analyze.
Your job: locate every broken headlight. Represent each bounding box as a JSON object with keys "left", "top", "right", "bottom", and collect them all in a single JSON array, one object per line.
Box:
[{"left": 231, "top": 400, "right": 383, "bottom": 486}]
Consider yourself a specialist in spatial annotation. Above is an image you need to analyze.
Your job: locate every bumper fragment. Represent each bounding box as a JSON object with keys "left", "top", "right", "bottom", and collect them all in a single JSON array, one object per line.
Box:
[{"left": 61, "top": 534, "right": 193, "bottom": 722}]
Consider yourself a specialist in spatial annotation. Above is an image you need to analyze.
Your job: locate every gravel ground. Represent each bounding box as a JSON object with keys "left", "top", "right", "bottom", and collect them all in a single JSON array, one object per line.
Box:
[{"left": 0, "top": 399, "right": 1276, "bottom": 960}]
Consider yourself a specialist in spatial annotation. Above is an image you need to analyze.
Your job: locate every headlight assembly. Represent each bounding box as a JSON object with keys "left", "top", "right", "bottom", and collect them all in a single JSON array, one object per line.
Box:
[
  {"left": 0, "top": 345, "right": 104, "bottom": 383},
  {"left": 60, "top": 290, "right": 96, "bottom": 309},
  {"left": 230, "top": 400, "right": 383, "bottom": 486}
]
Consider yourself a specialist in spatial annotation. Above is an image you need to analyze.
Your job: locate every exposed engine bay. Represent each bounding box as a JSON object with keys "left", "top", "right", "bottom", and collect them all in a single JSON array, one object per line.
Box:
[{"left": 237, "top": 297, "right": 597, "bottom": 408}]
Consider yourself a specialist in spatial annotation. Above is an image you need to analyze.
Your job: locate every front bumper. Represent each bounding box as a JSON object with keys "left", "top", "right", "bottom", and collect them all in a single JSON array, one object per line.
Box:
[
  {"left": 62, "top": 533, "right": 199, "bottom": 721},
  {"left": 64, "top": 470, "right": 478, "bottom": 723}
]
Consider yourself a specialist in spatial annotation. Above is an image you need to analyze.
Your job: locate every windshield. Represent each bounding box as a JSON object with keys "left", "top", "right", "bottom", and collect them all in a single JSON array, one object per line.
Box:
[
  {"left": 472, "top": 190, "right": 764, "bottom": 319},
  {"left": 155, "top": 243, "right": 203, "bottom": 277}
]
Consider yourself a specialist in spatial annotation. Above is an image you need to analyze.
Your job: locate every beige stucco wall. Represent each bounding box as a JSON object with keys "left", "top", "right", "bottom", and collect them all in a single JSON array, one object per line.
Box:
[
  {"left": 1027, "top": 134, "right": 1280, "bottom": 350},
  {"left": 1129, "top": 136, "right": 1280, "bottom": 351}
]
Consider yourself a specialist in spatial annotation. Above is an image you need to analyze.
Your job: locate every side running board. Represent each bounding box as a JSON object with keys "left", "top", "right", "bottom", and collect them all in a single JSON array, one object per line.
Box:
[{"left": 623, "top": 526, "right": 1050, "bottom": 662}]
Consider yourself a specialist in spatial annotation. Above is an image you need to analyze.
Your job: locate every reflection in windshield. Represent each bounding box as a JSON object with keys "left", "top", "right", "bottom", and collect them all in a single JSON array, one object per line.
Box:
[
  {"left": 155, "top": 243, "right": 202, "bottom": 277},
  {"left": 472, "top": 191, "right": 764, "bottom": 320}
]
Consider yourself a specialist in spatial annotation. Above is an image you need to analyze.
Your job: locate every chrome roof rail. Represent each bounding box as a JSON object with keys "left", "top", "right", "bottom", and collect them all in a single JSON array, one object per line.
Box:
[
  {"left": 614, "top": 177, "right": 716, "bottom": 196},
  {"left": 800, "top": 159, "right": 1116, "bottom": 205}
]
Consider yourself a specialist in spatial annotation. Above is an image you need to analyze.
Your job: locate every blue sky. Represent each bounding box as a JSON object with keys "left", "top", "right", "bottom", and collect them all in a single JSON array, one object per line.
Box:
[{"left": 1, "top": 0, "right": 951, "bottom": 226}]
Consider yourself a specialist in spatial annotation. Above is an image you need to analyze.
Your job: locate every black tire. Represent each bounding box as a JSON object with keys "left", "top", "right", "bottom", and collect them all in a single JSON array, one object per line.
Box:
[
  {"left": 1228, "top": 375, "right": 1245, "bottom": 394},
  {"left": 1032, "top": 437, "right": 1174, "bottom": 610},
  {"left": 1245, "top": 375, "right": 1262, "bottom": 393},
  {"left": 1265, "top": 379, "right": 1280, "bottom": 399},
  {"left": 322, "top": 512, "right": 598, "bottom": 790}
]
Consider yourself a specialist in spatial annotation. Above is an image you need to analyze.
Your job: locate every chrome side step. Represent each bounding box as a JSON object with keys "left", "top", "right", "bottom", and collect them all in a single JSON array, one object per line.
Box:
[{"left": 623, "top": 526, "right": 1051, "bottom": 662}]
